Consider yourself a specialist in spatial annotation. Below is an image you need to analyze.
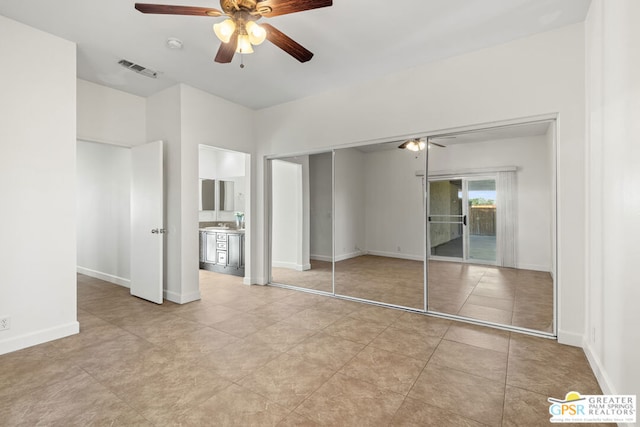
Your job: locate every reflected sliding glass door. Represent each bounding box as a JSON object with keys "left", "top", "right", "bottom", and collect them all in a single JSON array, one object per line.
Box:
[
  {"left": 466, "top": 178, "right": 497, "bottom": 263},
  {"left": 428, "top": 177, "right": 497, "bottom": 265}
]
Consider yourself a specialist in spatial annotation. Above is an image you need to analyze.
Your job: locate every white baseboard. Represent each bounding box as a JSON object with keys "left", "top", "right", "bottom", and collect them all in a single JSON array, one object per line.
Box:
[
  {"left": 253, "top": 276, "right": 268, "bottom": 285},
  {"left": 335, "top": 250, "right": 364, "bottom": 262},
  {"left": 516, "top": 263, "right": 551, "bottom": 273},
  {"left": 581, "top": 343, "right": 636, "bottom": 427},
  {"left": 557, "top": 330, "right": 583, "bottom": 347},
  {"left": 583, "top": 341, "right": 616, "bottom": 396},
  {"left": 77, "top": 266, "right": 130, "bottom": 288},
  {"left": 243, "top": 276, "right": 254, "bottom": 286},
  {"left": 164, "top": 289, "right": 201, "bottom": 304},
  {"left": 310, "top": 254, "right": 333, "bottom": 262},
  {"left": 0, "top": 321, "right": 79, "bottom": 356},
  {"left": 366, "top": 250, "right": 423, "bottom": 262},
  {"left": 272, "top": 261, "right": 310, "bottom": 271}
]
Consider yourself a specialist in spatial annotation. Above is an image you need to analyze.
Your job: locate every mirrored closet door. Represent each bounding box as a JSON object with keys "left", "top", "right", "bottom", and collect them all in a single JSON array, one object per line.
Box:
[
  {"left": 270, "top": 153, "right": 333, "bottom": 294},
  {"left": 426, "top": 121, "right": 556, "bottom": 334},
  {"left": 333, "top": 144, "right": 426, "bottom": 310},
  {"left": 267, "top": 119, "right": 556, "bottom": 336}
]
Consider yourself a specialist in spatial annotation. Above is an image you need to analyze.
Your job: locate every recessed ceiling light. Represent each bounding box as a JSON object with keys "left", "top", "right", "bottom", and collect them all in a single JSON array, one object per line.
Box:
[{"left": 166, "top": 38, "right": 183, "bottom": 49}]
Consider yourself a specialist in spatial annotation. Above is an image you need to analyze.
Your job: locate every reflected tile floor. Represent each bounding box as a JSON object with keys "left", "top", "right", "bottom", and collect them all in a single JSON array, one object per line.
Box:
[
  {"left": 0, "top": 272, "right": 601, "bottom": 426},
  {"left": 273, "top": 256, "right": 553, "bottom": 332}
]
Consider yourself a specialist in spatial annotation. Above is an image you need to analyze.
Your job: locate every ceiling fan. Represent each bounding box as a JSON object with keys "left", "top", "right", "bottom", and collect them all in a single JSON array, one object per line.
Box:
[
  {"left": 398, "top": 138, "right": 446, "bottom": 152},
  {"left": 135, "top": 0, "right": 333, "bottom": 64}
]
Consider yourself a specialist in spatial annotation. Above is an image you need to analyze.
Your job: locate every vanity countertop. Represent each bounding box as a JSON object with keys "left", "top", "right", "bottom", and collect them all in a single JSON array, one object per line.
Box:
[{"left": 199, "top": 227, "right": 245, "bottom": 233}]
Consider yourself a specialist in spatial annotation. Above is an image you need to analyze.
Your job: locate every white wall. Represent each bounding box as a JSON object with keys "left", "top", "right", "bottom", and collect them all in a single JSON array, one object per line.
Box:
[
  {"left": 255, "top": 23, "right": 586, "bottom": 344},
  {"left": 334, "top": 148, "right": 366, "bottom": 260},
  {"left": 77, "top": 79, "right": 146, "bottom": 146},
  {"left": 271, "top": 160, "right": 304, "bottom": 270},
  {"left": 585, "top": 0, "right": 640, "bottom": 398},
  {"left": 0, "top": 16, "right": 78, "bottom": 354},
  {"left": 76, "top": 141, "right": 131, "bottom": 286},
  {"left": 309, "top": 152, "right": 333, "bottom": 260},
  {"left": 180, "top": 85, "right": 254, "bottom": 287},
  {"left": 429, "top": 135, "right": 552, "bottom": 271},
  {"left": 364, "top": 149, "right": 425, "bottom": 260}
]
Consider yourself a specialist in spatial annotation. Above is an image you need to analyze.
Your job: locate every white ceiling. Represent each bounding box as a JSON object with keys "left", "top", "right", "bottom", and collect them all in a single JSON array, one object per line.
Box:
[{"left": 0, "top": 0, "right": 591, "bottom": 110}]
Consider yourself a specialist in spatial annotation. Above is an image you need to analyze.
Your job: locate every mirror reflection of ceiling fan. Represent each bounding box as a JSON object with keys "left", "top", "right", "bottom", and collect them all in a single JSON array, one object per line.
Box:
[
  {"left": 398, "top": 137, "right": 454, "bottom": 152},
  {"left": 135, "top": 0, "right": 332, "bottom": 64}
]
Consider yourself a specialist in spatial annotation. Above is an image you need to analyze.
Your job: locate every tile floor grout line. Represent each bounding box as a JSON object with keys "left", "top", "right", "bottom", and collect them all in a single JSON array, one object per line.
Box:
[
  {"left": 500, "top": 331, "right": 514, "bottom": 426},
  {"left": 391, "top": 330, "right": 445, "bottom": 423}
]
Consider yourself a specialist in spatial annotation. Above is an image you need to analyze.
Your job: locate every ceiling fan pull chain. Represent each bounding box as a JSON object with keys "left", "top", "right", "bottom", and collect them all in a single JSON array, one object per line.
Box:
[{"left": 240, "top": 54, "right": 245, "bottom": 69}]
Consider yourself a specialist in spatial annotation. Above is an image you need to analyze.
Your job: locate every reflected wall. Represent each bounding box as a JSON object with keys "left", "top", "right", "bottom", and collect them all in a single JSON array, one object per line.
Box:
[
  {"left": 333, "top": 144, "right": 425, "bottom": 310},
  {"left": 270, "top": 153, "right": 333, "bottom": 293}
]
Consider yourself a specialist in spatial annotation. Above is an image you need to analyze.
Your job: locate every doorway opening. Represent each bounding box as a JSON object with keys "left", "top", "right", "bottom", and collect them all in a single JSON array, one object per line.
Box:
[{"left": 198, "top": 145, "right": 250, "bottom": 292}]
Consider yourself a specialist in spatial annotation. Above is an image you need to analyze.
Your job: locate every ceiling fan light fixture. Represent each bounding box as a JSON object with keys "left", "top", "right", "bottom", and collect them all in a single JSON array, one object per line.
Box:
[
  {"left": 236, "top": 34, "right": 254, "bottom": 54},
  {"left": 399, "top": 138, "right": 426, "bottom": 152},
  {"left": 246, "top": 21, "right": 266, "bottom": 45},
  {"left": 213, "top": 19, "right": 236, "bottom": 43}
]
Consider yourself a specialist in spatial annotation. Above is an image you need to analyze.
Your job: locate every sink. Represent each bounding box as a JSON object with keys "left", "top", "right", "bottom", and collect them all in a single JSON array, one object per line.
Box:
[{"left": 204, "top": 226, "right": 229, "bottom": 231}]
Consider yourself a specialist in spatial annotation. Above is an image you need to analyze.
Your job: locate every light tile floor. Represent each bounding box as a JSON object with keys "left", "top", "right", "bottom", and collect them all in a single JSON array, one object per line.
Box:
[{"left": 0, "top": 271, "right": 602, "bottom": 426}]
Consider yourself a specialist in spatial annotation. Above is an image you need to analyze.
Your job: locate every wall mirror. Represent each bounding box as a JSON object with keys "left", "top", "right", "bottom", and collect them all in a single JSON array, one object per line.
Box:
[
  {"left": 218, "top": 180, "right": 234, "bottom": 211},
  {"left": 426, "top": 120, "right": 556, "bottom": 334},
  {"left": 270, "top": 153, "right": 333, "bottom": 293},
  {"left": 200, "top": 179, "right": 216, "bottom": 211}
]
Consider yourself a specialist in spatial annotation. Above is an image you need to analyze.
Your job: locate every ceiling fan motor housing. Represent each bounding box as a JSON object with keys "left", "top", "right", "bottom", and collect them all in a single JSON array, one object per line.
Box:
[{"left": 221, "top": 0, "right": 257, "bottom": 13}]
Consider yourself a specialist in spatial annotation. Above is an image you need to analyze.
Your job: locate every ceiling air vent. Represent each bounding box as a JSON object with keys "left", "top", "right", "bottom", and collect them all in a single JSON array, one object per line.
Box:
[{"left": 118, "top": 59, "right": 158, "bottom": 79}]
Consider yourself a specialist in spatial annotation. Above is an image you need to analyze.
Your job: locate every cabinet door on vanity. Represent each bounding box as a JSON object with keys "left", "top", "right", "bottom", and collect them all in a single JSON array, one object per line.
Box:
[
  {"left": 227, "top": 233, "right": 242, "bottom": 268},
  {"left": 205, "top": 232, "right": 217, "bottom": 264},
  {"left": 199, "top": 231, "right": 206, "bottom": 263},
  {"left": 239, "top": 234, "right": 245, "bottom": 268}
]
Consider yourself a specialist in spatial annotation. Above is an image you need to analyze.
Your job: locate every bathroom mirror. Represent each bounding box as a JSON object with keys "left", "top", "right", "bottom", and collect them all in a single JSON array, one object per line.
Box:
[
  {"left": 200, "top": 179, "right": 216, "bottom": 211},
  {"left": 218, "top": 180, "right": 234, "bottom": 211},
  {"left": 270, "top": 153, "right": 333, "bottom": 293}
]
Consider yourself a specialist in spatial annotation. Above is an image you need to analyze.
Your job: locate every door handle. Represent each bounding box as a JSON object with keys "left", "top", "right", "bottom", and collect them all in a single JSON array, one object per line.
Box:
[{"left": 463, "top": 215, "right": 467, "bottom": 226}]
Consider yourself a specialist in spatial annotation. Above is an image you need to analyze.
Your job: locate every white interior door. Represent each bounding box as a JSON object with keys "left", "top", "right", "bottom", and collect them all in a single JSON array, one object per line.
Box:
[{"left": 131, "top": 140, "right": 164, "bottom": 304}]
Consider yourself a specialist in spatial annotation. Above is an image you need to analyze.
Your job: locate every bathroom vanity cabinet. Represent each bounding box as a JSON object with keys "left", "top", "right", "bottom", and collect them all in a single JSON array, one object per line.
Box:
[{"left": 199, "top": 229, "right": 245, "bottom": 276}]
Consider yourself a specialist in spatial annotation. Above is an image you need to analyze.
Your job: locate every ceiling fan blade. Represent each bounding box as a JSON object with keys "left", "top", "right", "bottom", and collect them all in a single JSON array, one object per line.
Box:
[
  {"left": 256, "top": 0, "right": 332, "bottom": 17},
  {"left": 214, "top": 31, "right": 238, "bottom": 63},
  {"left": 262, "top": 23, "right": 313, "bottom": 63},
  {"left": 135, "top": 3, "right": 223, "bottom": 17},
  {"left": 429, "top": 142, "right": 446, "bottom": 148}
]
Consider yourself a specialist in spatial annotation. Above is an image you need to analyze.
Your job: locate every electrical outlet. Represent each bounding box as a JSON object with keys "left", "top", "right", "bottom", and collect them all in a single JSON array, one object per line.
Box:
[{"left": 0, "top": 316, "right": 10, "bottom": 331}]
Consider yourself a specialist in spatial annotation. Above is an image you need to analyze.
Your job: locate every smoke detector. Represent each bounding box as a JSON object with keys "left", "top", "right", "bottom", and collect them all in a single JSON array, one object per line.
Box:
[
  {"left": 117, "top": 59, "right": 158, "bottom": 79},
  {"left": 166, "top": 37, "right": 183, "bottom": 49}
]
